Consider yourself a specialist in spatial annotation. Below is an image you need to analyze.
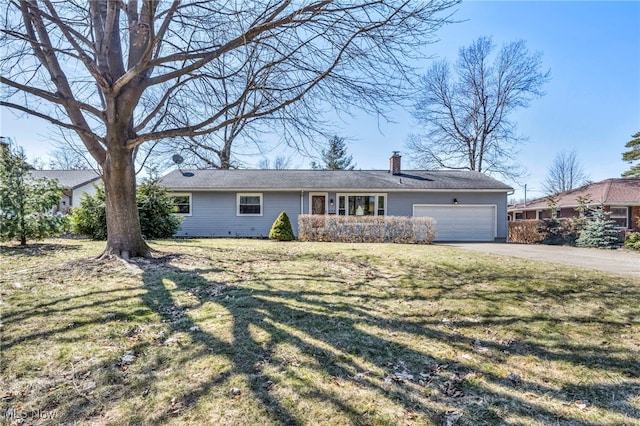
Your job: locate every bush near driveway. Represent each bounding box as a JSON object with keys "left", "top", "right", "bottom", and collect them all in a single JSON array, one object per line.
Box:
[{"left": 507, "top": 220, "right": 543, "bottom": 244}]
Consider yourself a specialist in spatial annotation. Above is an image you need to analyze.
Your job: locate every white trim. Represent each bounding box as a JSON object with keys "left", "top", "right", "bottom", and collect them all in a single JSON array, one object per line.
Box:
[
  {"left": 237, "top": 193, "right": 263, "bottom": 216},
  {"left": 336, "top": 193, "right": 387, "bottom": 216},
  {"left": 170, "top": 192, "right": 192, "bottom": 216},
  {"left": 309, "top": 192, "right": 329, "bottom": 215}
]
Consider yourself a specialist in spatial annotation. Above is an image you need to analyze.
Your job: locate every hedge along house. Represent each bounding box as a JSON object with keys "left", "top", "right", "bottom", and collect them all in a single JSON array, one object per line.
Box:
[{"left": 160, "top": 153, "right": 513, "bottom": 242}]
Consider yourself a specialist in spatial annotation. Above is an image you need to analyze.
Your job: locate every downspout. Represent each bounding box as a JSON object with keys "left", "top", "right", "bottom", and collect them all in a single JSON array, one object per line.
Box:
[{"left": 300, "top": 190, "right": 304, "bottom": 215}]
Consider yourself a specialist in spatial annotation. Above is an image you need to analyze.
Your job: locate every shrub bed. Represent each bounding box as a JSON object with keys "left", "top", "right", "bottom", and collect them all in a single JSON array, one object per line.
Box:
[
  {"left": 509, "top": 217, "right": 593, "bottom": 246},
  {"left": 508, "top": 220, "right": 544, "bottom": 244},
  {"left": 298, "top": 215, "right": 435, "bottom": 244}
]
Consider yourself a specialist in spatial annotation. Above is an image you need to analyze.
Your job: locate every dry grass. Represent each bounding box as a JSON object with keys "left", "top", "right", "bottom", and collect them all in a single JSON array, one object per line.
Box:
[{"left": 1, "top": 238, "right": 639, "bottom": 425}]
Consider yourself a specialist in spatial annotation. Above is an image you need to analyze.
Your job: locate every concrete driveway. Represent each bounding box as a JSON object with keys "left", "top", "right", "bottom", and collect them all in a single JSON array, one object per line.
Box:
[{"left": 439, "top": 243, "right": 640, "bottom": 278}]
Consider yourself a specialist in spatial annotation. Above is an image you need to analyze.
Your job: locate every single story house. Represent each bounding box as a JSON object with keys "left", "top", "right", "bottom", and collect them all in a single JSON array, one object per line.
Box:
[
  {"left": 160, "top": 153, "right": 513, "bottom": 242},
  {"left": 508, "top": 178, "right": 640, "bottom": 230},
  {"left": 29, "top": 170, "right": 101, "bottom": 214}
]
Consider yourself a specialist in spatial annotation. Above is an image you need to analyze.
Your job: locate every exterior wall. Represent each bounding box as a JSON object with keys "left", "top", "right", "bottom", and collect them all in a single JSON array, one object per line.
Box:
[
  {"left": 176, "top": 191, "right": 302, "bottom": 237},
  {"left": 386, "top": 191, "right": 509, "bottom": 240},
  {"left": 178, "top": 190, "right": 509, "bottom": 239},
  {"left": 72, "top": 182, "right": 99, "bottom": 207}
]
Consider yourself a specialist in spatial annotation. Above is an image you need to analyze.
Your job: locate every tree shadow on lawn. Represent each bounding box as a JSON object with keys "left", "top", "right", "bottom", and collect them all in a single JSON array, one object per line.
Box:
[
  {"left": 128, "top": 252, "right": 639, "bottom": 424},
  {"left": 2, "top": 247, "right": 639, "bottom": 425},
  {"left": 0, "top": 241, "right": 84, "bottom": 258}
]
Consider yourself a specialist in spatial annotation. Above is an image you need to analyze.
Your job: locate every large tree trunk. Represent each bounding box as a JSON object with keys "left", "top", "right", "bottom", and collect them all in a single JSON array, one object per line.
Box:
[{"left": 102, "top": 142, "right": 149, "bottom": 259}]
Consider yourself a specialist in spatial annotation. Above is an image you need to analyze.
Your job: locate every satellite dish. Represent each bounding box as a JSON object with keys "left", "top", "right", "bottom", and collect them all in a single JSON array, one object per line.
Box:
[{"left": 172, "top": 154, "right": 184, "bottom": 165}]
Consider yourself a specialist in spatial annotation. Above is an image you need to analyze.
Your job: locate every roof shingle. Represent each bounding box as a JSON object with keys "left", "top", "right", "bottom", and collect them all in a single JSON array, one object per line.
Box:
[
  {"left": 160, "top": 169, "right": 513, "bottom": 191},
  {"left": 510, "top": 178, "right": 640, "bottom": 209},
  {"left": 29, "top": 170, "right": 101, "bottom": 189}
]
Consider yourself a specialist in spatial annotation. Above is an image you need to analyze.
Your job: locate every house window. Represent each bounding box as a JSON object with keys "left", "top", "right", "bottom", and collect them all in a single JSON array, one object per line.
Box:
[
  {"left": 338, "top": 196, "right": 346, "bottom": 215},
  {"left": 609, "top": 206, "right": 628, "bottom": 228},
  {"left": 171, "top": 193, "right": 192, "bottom": 215},
  {"left": 377, "top": 195, "right": 385, "bottom": 216},
  {"left": 336, "top": 194, "right": 386, "bottom": 216},
  {"left": 238, "top": 193, "right": 263, "bottom": 216}
]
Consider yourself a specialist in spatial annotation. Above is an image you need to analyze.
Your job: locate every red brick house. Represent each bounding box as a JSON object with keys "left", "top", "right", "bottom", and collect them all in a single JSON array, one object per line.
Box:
[{"left": 508, "top": 178, "right": 640, "bottom": 231}]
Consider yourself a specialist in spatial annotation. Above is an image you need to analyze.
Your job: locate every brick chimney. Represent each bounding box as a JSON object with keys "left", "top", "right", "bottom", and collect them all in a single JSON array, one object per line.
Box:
[{"left": 390, "top": 151, "right": 401, "bottom": 175}]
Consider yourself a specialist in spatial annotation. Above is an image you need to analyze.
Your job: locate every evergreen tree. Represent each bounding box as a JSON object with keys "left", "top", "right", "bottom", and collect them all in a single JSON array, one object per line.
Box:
[
  {"left": 576, "top": 204, "right": 620, "bottom": 248},
  {"left": 137, "top": 180, "right": 183, "bottom": 239},
  {"left": 0, "top": 144, "right": 67, "bottom": 245},
  {"left": 621, "top": 131, "right": 640, "bottom": 178},
  {"left": 269, "top": 211, "right": 295, "bottom": 241},
  {"left": 311, "top": 136, "right": 356, "bottom": 170},
  {"left": 71, "top": 180, "right": 182, "bottom": 240}
]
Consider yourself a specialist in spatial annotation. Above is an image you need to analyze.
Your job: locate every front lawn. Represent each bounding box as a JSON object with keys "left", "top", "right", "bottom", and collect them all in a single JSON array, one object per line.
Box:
[{"left": 1, "top": 239, "right": 638, "bottom": 425}]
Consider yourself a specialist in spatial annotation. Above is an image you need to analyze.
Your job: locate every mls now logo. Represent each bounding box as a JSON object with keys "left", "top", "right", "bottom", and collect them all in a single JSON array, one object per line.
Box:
[{"left": 4, "top": 407, "right": 58, "bottom": 420}]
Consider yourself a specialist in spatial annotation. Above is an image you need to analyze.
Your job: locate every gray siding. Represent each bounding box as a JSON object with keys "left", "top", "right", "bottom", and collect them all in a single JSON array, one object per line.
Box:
[
  {"left": 176, "top": 190, "right": 508, "bottom": 240},
  {"left": 177, "top": 191, "right": 302, "bottom": 237},
  {"left": 386, "top": 192, "right": 509, "bottom": 240}
]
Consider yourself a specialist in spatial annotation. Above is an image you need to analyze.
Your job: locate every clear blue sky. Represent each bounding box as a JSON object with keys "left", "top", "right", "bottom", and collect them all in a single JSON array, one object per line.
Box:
[{"left": 1, "top": 1, "right": 639, "bottom": 202}]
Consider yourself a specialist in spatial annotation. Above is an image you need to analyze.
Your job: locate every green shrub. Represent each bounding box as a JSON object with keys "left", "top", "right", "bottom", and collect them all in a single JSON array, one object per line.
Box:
[
  {"left": 269, "top": 211, "right": 295, "bottom": 241},
  {"left": 70, "top": 186, "right": 107, "bottom": 240},
  {"left": 298, "top": 215, "right": 435, "bottom": 244},
  {"left": 71, "top": 180, "right": 182, "bottom": 240},
  {"left": 623, "top": 232, "right": 640, "bottom": 250},
  {"left": 137, "top": 180, "right": 182, "bottom": 239},
  {"left": 537, "top": 217, "right": 584, "bottom": 246}
]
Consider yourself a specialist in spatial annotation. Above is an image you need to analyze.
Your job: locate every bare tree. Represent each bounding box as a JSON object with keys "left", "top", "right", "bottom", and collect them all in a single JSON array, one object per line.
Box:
[
  {"left": 258, "top": 155, "right": 292, "bottom": 170},
  {"left": 1, "top": 1, "right": 457, "bottom": 257},
  {"left": 543, "top": 150, "right": 590, "bottom": 195},
  {"left": 407, "top": 36, "right": 550, "bottom": 180},
  {"left": 49, "top": 140, "right": 96, "bottom": 170}
]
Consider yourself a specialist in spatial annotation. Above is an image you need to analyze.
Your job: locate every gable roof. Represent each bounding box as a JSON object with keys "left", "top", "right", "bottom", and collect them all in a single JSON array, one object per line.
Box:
[
  {"left": 510, "top": 178, "right": 640, "bottom": 210},
  {"left": 29, "top": 170, "right": 101, "bottom": 189},
  {"left": 160, "top": 169, "right": 513, "bottom": 192}
]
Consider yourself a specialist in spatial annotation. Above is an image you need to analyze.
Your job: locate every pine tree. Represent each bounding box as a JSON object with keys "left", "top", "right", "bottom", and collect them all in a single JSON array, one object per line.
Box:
[
  {"left": 137, "top": 180, "right": 183, "bottom": 239},
  {"left": 311, "top": 136, "right": 356, "bottom": 170},
  {"left": 269, "top": 211, "right": 295, "bottom": 241},
  {"left": 0, "top": 144, "right": 67, "bottom": 245},
  {"left": 576, "top": 204, "right": 620, "bottom": 248},
  {"left": 621, "top": 131, "right": 640, "bottom": 178}
]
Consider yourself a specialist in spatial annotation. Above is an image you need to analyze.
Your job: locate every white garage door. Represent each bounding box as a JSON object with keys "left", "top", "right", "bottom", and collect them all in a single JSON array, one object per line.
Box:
[{"left": 413, "top": 205, "right": 496, "bottom": 241}]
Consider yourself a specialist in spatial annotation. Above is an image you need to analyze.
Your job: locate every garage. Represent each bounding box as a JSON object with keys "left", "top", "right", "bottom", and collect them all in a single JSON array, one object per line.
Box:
[{"left": 413, "top": 205, "right": 496, "bottom": 241}]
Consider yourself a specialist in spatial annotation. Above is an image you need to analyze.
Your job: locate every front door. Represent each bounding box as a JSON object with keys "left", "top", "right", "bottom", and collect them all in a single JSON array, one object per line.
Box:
[{"left": 311, "top": 195, "right": 326, "bottom": 215}]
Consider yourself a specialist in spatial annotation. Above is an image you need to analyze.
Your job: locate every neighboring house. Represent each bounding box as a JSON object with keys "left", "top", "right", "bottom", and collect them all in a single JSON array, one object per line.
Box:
[
  {"left": 508, "top": 178, "right": 640, "bottom": 230},
  {"left": 29, "top": 170, "right": 101, "bottom": 214},
  {"left": 160, "top": 153, "right": 513, "bottom": 242}
]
